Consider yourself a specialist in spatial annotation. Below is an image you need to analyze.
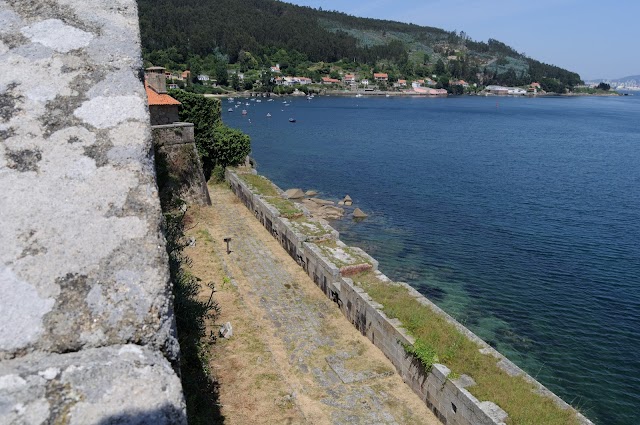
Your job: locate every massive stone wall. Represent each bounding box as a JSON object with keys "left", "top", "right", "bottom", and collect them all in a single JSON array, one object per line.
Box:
[
  {"left": 0, "top": 1, "right": 185, "bottom": 423},
  {"left": 152, "top": 122, "right": 211, "bottom": 206},
  {"left": 227, "top": 169, "right": 594, "bottom": 425}
]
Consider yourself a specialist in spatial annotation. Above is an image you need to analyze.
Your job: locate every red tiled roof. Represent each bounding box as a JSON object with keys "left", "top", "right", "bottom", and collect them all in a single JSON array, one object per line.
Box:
[
  {"left": 145, "top": 83, "right": 181, "bottom": 106},
  {"left": 374, "top": 73, "right": 388, "bottom": 78}
]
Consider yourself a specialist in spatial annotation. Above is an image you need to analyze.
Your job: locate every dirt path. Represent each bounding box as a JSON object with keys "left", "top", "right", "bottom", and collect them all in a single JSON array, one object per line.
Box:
[{"left": 185, "top": 183, "right": 439, "bottom": 425}]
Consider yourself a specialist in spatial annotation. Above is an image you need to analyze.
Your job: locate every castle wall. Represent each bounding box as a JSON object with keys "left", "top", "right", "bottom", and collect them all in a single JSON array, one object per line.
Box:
[
  {"left": 0, "top": 1, "right": 185, "bottom": 422},
  {"left": 226, "top": 169, "right": 593, "bottom": 425},
  {"left": 152, "top": 122, "right": 211, "bottom": 206}
]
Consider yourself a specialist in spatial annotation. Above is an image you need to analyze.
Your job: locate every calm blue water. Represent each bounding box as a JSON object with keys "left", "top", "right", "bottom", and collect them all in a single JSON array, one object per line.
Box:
[{"left": 224, "top": 94, "right": 640, "bottom": 424}]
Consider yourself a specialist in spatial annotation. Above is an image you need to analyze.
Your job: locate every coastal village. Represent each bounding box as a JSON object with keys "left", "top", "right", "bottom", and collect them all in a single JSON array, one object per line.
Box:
[{"left": 159, "top": 64, "right": 552, "bottom": 97}]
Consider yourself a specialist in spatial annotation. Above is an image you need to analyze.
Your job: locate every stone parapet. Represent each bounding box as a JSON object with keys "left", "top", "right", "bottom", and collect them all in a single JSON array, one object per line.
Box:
[
  {"left": 226, "top": 169, "right": 594, "bottom": 425},
  {"left": 0, "top": 0, "right": 185, "bottom": 422}
]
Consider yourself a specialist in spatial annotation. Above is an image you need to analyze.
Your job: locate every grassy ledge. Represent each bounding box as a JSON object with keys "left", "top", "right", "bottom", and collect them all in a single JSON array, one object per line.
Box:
[
  {"left": 353, "top": 271, "right": 581, "bottom": 425},
  {"left": 237, "top": 173, "right": 304, "bottom": 218},
  {"left": 238, "top": 173, "right": 279, "bottom": 197},
  {"left": 263, "top": 196, "right": 304, "bottom": 219}
]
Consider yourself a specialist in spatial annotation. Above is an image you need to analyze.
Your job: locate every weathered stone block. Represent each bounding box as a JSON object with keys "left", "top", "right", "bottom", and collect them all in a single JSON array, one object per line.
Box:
[
  {"left": 0, "top": 0, "right": 178, "bottom": 362},
  {"left": 0, "top": 345, "right": 186, "bottom": 424}
]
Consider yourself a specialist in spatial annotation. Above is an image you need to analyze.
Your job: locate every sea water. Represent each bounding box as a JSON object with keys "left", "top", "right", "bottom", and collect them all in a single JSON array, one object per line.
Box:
[{"left": 224, "top": 93, "right": 640, "bottom": 425}]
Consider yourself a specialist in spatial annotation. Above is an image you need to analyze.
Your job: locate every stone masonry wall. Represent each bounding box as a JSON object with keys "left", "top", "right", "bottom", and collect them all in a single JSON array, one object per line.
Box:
[
  {"left": 152, "top": 122, "right": 211, "bottom": 206},
  {"left": 227, "top": 170, "right": 594, "bottom": 425},
  {"left": 0, "top": 1, "right": 186, "bottom": 423}
]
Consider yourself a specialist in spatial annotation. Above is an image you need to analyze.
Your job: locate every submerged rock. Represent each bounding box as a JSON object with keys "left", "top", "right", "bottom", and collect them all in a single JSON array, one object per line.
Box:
[
  {"left": 353, "top": 208, "right": 368, "bottom": 219},
  {"left": 305, "top": 190, "right": 318, "bottom": 197}
]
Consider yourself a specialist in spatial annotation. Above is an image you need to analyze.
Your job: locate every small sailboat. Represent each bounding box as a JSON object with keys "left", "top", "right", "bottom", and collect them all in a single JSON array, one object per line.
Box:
[
  {"left": 266, "top": 113, "right": 272, "bottom": 117},
  {"left": 288, "top": 118, "right": 296, "bottom": 123},
  {"left": 228, "top": 108, "right": 233, "bottom": 112}
]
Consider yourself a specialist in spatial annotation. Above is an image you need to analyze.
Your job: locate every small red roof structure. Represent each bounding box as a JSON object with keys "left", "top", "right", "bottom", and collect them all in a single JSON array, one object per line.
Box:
[
  {"left": 373, "top": 73, "right": 388, "bottom": 80},
  {"left": 145, "top": 82, "right": 181, "bottom": 106}
]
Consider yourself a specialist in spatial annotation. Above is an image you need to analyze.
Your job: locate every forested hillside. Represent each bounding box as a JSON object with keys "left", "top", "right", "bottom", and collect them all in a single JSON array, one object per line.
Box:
[{"left": 138, "top": 0, "right": 582, "bottom": 89}]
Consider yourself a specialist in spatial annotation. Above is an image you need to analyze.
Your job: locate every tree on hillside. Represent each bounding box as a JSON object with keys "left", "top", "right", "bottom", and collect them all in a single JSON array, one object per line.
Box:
[
  {"left": 597, "top": 82, "right": 611, "bottom": 91},
  {"left": 434, "top": 58, "right": 446, "bottom": 75}
]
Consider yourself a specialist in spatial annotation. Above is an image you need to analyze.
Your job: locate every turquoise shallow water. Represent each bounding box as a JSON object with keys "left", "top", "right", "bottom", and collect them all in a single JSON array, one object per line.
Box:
[{"left": 224, "top": 94, "right": 640, "bottom": 424}]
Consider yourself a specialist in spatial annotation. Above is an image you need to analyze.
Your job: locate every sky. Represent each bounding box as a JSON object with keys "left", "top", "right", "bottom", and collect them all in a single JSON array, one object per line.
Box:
[{"left": 284, "top": 0, "right": 640, "bottom": 80}]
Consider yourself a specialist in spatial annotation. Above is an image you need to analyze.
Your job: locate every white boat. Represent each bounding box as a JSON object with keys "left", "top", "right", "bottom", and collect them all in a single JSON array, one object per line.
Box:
[
  {"left": 256, "top": 99, "right": 262, "bottom": 103},
  {"left": 228, "top": 108, "right": 233, "bottom": 112},
  {"left": 266, "top": 113, "right": 271, "bottom": 117},
  {"left": 267, "top": 99, "right": 274, "bottom": 102},
  {"left": 355, "top": 93, "right": 363, "bottom": 98},
  {"left": 241, "top": 109, "right": 247, "bottom": 115}
]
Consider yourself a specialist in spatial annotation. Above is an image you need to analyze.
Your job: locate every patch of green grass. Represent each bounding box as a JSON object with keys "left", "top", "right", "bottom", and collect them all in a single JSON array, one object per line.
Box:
[
  {"left": 264, "top": 196, "right": 303, "bottom": 218},
  {"left": 239, "top": 173, "right": 279, "bottom": 197},
  {"left": 353, "top": 272, "right": 580, "bottom": 425},
  {"left": 196, "top": 228, "right": 214, "bottom": 244}
]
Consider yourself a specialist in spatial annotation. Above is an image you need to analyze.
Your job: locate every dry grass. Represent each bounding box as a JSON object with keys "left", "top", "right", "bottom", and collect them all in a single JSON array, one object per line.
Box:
[
  {"left": 185, "top": 183, "right": 441, "bottom": 425},
  {"left": 185, "top": 204, "right": 303, "bottom": 425},
  {"left": 353, "top": 272, "right": 581, "bottom": 425}
]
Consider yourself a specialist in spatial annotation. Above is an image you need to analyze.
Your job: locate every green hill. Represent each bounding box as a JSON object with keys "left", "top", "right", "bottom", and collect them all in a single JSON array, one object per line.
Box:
[{"left": 137, "top": 0, "right": 582, "bottom": 88}]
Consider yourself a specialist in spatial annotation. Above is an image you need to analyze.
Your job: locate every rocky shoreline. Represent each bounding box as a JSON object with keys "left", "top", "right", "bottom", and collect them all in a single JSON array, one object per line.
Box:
[{"left": 284, "top": 188, "right": 368, "bottom": 220}]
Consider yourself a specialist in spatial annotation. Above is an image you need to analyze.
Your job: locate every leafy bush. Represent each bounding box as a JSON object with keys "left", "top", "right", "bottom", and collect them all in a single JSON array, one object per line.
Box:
[
  {"left": 169, "top": 90, "right": 221, "bottom": 170},
  {"left": 211, "top": 164, "right": 225, "bottom": 183},
  {"left": 169, "top": 90, "right": 251, "bottom": 179},
  {"left": 212, "top": 124, "right": 251, "bottom": 168}
]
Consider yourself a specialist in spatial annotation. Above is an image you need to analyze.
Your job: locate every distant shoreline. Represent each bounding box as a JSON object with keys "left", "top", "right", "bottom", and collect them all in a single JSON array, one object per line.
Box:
[{"left": 206, "top": 90, "right": 623, "bottom": 99}]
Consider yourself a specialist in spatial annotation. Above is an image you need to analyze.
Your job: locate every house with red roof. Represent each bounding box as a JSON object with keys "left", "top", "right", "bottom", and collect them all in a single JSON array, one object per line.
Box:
[
  {"left": 394, "top": 79, "right": 407, "bottom": 88},
  {"left": 343, "top": 74, "right": 356, "bottom": 83},
  {"left": 145, "top": 67, "right": 181, "bottom": 125},
  {"left": 322, "top": 77, "right": 341, "bottom": 84},
  {"left": 373, "top": 73, "right": 388, "bottom": 82}
]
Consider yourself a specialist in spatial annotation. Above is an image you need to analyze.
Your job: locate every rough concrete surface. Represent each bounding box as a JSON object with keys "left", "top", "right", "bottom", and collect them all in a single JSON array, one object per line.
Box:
[
  {"left": 0, "top": 0, "right": 185, "bottom": 423},
  {"left": 0, "top": 344, "right": 186, "bottom": 425}
]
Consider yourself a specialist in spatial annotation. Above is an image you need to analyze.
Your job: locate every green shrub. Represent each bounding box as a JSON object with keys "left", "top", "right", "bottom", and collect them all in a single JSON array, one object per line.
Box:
[
  {"left": 211, "top": 164, "right": 225, "bottom": 183},
  {"left": 169, "top": 90, "right": 251, "bottom": 179},
  {"left": 212, "top": 124, "right": 251, "bottom": 169}
]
